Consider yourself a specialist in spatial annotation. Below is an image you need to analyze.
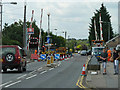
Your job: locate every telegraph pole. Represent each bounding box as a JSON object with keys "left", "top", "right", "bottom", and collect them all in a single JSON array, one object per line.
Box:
[
  {"left": 47, "top": 13, "right": 50, "bottom": 54},
  {"left": 23, "top": 1, "right": 27, "bottom": 54}
]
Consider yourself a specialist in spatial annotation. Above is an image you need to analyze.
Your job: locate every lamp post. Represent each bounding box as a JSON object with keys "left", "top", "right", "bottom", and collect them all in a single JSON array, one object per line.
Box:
[{"left": 54, "top": 29, "right": 57, "bottom": 36}]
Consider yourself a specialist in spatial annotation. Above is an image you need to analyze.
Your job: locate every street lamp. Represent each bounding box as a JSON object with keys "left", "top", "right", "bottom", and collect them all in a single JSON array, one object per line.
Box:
[{"left": 54, "top": 29, "right": 57, "bottom": 36}]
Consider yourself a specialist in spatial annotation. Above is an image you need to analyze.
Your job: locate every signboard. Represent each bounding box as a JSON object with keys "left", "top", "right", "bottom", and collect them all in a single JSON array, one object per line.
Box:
[
  {"left": 47, "top": 56, "right": 51, "bottom": 64},
  {"left": 27, "top": 28, "right": 34, "bottom": 34},
  {"left": 47, "top": 37, "right": 50, "bottom": 44},
  {"left": 55, "top": 54, "right": 60, "bottom": 59},
  {"left": 51, "top": 56, "right": 54, "bottom": 63},
  {"left": 31, "top": 54, "right": 39, "bottom": 60},
  {"left": 40, "top": 54, "right": 46, "bottom": 60}
]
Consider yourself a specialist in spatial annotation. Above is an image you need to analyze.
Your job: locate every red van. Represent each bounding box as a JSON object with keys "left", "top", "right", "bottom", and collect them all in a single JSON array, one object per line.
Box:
[{"left": 0, "top": 45, "right": 27, "bottom": 72}]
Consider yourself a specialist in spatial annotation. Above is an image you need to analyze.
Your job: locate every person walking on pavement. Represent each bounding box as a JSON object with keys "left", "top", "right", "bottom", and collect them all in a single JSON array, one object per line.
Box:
[
  {"left": 112, "top": 48, "right": 119, "bottom": 75},
  {"left": 100, "top": 48, "right": 108, "bottom": 75},
  {"left": 115, "top": 52, "right": 120, "bottom": 74}
]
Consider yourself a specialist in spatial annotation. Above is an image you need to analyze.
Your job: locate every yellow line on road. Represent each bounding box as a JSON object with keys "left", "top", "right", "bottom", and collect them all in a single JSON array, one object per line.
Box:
[{"left": 76, "top": 56, "right": 91, "bottom": 88}]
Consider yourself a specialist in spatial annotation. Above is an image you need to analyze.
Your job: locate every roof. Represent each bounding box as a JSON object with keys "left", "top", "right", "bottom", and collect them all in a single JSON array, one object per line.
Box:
[
  {"left": 106, "top": 35, "right": 120, "bottom": 45},
  {"left": 0, "top": 45, "right": 22, "bottom": 49}
]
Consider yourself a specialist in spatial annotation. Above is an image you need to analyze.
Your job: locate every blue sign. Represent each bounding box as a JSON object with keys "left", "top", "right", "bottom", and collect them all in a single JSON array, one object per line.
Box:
[
  {"left": 47, "top": 56, "right": 51, "bottom": 60},
  {"left": 47, "top": 37, "right": 50, "bottom": 44},
  {"left": 40, "top": 54, "right": 46, "bottom": 60},
  {"left": 55, "top": 54, "right": 60, "bottom": 59}
]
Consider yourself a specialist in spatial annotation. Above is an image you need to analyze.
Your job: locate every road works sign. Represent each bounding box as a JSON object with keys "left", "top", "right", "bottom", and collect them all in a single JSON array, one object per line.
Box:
[
  {"left": 47, "top": 56, "right": 51, "bottom": 65},
  {"left": 40, "top": 54, "right": 46, "bottom": 60},
  {"left": 55, "top": 54, "right": 60, "bottom": 59},
  {"left": 31, "top": 54, "right": 39, "bottom": 60},
  {"left": 27, "top": 28, "right": 34, "bottom": 34}
]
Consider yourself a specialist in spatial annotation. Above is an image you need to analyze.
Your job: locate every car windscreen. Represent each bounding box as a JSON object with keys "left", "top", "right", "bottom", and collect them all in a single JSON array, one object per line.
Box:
[
  {"left": 0, "top": 47, "right": 16, "bottom": 55},
  {"left": 93, "top": 48, "right": 103, "bottom": 54}
]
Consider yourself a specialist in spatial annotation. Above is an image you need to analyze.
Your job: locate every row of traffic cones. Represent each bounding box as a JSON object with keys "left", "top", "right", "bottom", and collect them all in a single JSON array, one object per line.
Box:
[{"left": 60, "top": 55, "right": 71, "bottom": 61}]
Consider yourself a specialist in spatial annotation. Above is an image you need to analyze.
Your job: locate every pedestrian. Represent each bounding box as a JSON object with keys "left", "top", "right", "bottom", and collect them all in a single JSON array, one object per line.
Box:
[
  {"left": 100, "top": 48, "right": 108, "bottom": 75},
  {"left": 107, "top": 49, "right": 112, "bottom": 62},
  {"left": 112, "top": 48, "right": 119, "bottom": 75}
]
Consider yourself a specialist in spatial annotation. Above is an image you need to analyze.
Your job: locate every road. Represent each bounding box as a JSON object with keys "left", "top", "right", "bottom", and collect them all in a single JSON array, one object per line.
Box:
[{"left": 1, "top": 54, "right": 88, "bottom": 88}]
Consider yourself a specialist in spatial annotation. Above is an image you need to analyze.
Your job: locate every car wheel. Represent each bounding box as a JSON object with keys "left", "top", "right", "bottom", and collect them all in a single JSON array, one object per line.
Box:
[
  {"left": 18, "top": 66, "right": 23, "bottom": 73},
  {"left": 5, "top": 53, "right": 15, "bottom": 63},
  {"left": 3, "top": 68, "right": 7, "bottom": 72},
  {"left": 23, "top": 67, "right": 26, "bottom": 71}
]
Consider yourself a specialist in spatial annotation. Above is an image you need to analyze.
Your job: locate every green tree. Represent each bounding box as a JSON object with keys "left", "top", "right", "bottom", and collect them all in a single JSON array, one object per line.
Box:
[
  {"left": 2, "top": 20, "right": 66, "bottom": 48},
  {"left": 88, "top": 3, "right": 114, "bottom": 45}
]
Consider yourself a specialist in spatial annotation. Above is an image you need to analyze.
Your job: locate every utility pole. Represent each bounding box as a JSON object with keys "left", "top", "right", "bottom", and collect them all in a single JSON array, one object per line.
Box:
[
  {"left": 38, "top": 9, "right": 43, "bottom": 56},
  {"left": 23, "top": 2, "right": 27, "bottom": 54},
  {"left": 47, "top": 13, "right": 50, "bottom": 54}
]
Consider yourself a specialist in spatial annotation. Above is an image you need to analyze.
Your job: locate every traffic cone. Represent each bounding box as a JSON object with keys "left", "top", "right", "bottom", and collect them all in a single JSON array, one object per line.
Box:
[
  {"left": 63, "top": 55, "right": 64, "bottom": 60},
  {"left": 81, "top": 64, "right": 86, "bottom": 76},
  {"left": 60, "top": 56, "right": 62, "bottom": 61},
  {"left": 38, "top": 59, "right": 40, "bottom": 62},
  {"left": 65, "top": 55, "right": 67, "bottom": 59}
]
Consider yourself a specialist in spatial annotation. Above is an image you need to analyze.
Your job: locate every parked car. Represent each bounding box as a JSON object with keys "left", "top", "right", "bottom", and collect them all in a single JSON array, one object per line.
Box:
[
  {"left": 81, "top": 50, "right": 87, "bottom": 56},
  {"left": 78, "top": 51, "right": 81, "bottom": 54},
  {"left": 116, "top": 44, "right": 120, "bottom": 52},
  {"left": 87, "top": 50, "right": 91, "bottom": 55},
  {"left": 0, "top": 45, "right": 27, "bottom": 72}
]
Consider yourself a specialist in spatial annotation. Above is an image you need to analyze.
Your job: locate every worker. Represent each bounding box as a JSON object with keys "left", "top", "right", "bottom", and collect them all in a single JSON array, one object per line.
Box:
[
  {"left": 107, "top": 49, "right": 112, "bottom": 61},
  {"left": 34, "top": 50, "right": 37, "bottom": 54}
]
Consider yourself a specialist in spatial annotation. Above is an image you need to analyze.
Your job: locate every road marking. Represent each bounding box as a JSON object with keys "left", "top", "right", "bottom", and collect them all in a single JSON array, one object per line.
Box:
[
  {"left": 26, "top": 74, "right": 37, "bottom": 80},
  {"left": 76, "top": 57, "right": 90, "bottom": 88},
  {"left": 17, "top": 74, "right": 27, "bottom": 79},
  {"left": 0, "top": 81, "right": 12, "bottom": 87},
  {"left": 40, "top": 70, "right": 47, "bottom": 74},
  {"left": 49, "top": 68, "right": 54, "bottom": 71},
  {"left": 5, "top": 80, "right": 21, "bottom": 88},
  {"left": 29, "top": 70, "right": 36, "bottom": 74},
  {"left": 38, "top": 67, "right": 42, "bottom": 71}
]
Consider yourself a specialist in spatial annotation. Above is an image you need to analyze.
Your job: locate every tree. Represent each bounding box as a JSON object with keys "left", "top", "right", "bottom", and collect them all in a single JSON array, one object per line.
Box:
[
  {"left": 88, "top": 3, "right": 114, "bottom": 45},
  {"left": 2, "top": 20, "right": 66, "bottom": 48}
]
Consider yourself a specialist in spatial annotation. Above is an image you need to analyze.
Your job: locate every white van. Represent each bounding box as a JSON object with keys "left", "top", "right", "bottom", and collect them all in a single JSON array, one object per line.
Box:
[{"left": 116, "top": 44, "right": 120, "bottom": 51}]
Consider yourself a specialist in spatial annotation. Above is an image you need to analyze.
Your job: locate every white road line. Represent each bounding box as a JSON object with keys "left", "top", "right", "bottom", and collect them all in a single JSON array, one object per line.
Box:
[
  {"left": 5, "top": 80, "right": 21, "bottom": 88},
  {"left": 49, "top": 68, "right": 54, "bottom": 71},
  {"left": 26, "top": 74, "right": 37, "bottom": 80},
  {"left": 40, "top": 71, "right": 47, "bottom": 74},
  {"left": 38, "top": 67, "right": 42, "bottom": 71},
  {"left": 29, "top": 70, "right": 36, "bottom": 74},
  {"left": 17, "top": 74, "right": 27, "bottom": 79},
  {"left": 0, "top": 81, "right": 12, "bottom": 87}
]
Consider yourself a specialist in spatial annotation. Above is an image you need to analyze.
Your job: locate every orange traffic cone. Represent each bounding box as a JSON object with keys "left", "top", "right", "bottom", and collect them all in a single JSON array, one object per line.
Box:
[
  {"left": 81, "top": 64, "right": 86, "bottom": 76},
  {"left": 63, "top": 55, "right": 64, "bottom": 60}
]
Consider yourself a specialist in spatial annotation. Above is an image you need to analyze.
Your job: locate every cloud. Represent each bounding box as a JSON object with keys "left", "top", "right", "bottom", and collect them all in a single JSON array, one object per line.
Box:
[{"left": 2, "top": 1, "right": 118, "bottom": 39}]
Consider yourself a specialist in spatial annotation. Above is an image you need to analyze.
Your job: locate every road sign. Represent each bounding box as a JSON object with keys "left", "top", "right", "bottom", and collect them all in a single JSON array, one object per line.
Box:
[
  {"left": 47, "top": 56, "right": 51, "bottom": 65},
  {"left": 55, "top": 54, "right": 60, "bottom": 59},
  {"left": 47, "top": 37, "right": 50, "bottom": 44},
  {"left": 40, "top": 54, "right": 46, "bottom": 60},
  {"left": 27, "top": 28, "right": 34, "bottom": 34},
  {"left": 31, "top": 54, "right": 39, "bottom": 60},
  {"left": 51, "top": 56, "right": 54, "bottom": 63}
]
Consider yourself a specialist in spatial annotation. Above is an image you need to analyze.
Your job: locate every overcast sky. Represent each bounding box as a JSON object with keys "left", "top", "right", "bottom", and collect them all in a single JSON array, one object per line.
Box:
[{"left": 2, "top": 0, "right": 119, "bottom": 39}]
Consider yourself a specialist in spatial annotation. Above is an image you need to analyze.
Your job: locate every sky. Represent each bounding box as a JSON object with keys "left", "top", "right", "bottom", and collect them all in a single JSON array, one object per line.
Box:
[{"left": 2, "top": 0, "right": 119, "bottom": 39}]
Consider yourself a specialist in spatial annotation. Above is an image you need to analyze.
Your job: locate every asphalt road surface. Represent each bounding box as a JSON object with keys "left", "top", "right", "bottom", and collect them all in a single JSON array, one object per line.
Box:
[{"left": 1, "top": 54, "right": 88, "bottom": 88}]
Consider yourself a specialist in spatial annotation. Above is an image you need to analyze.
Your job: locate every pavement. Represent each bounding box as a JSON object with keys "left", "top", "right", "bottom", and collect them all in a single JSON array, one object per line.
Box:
[
  {"left": 0, "top": 54, "right": 88, "bottom": 88},
  {"left": 86, "top": 61, "right": 118, "bottom": 89}
]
